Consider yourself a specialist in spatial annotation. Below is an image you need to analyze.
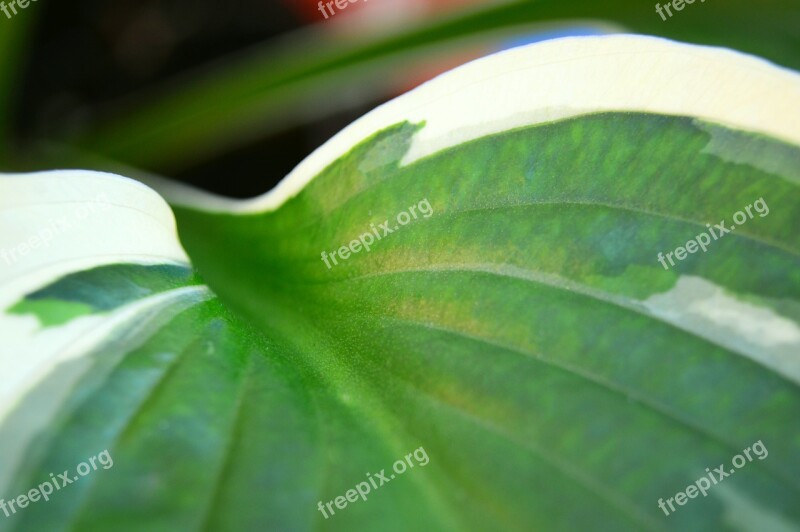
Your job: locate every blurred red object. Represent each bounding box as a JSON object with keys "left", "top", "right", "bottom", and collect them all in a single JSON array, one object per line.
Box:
[
  {"left": 282, "top": 0, "right": 504, "bottom": 105},
  {"left": 283, "top": 0, "right": 487, "bottom": 24}
]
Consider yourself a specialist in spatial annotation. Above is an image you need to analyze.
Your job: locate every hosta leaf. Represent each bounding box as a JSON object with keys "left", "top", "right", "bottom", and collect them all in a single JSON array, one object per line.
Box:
[{"left": 2, "top": 36, "right": 800, "bottom": 531}]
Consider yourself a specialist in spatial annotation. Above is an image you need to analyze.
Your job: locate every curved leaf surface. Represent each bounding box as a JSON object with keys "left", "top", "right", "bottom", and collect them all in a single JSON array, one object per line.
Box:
[{"left": 2, "top": 36, "right": 800, "bottom": 531}]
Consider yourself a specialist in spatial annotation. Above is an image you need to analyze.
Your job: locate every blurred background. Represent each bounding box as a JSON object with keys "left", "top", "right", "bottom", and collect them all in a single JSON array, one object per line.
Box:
[{"left": 0, "top": 0, "right": 796, "bottom": 197}]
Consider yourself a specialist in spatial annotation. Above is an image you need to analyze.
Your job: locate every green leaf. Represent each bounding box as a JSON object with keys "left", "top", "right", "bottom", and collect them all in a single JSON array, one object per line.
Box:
[
  {"left": 2, "top": 36, "right": 800, "bottom": 530},
  {"left": 8, "top": 264, "right": 200, "bottom": 326}
]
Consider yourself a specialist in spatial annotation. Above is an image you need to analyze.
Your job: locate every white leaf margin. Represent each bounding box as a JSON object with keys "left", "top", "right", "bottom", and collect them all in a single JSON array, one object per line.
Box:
[
  {"left": 0, "top": 169, "right": 198, "bottom": 495},
  {"left": 123, "top": 34, "right": 800, "bottom": 385},
  {"left": 135, "top": 34, "right": 800, "bottom": 213}
]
